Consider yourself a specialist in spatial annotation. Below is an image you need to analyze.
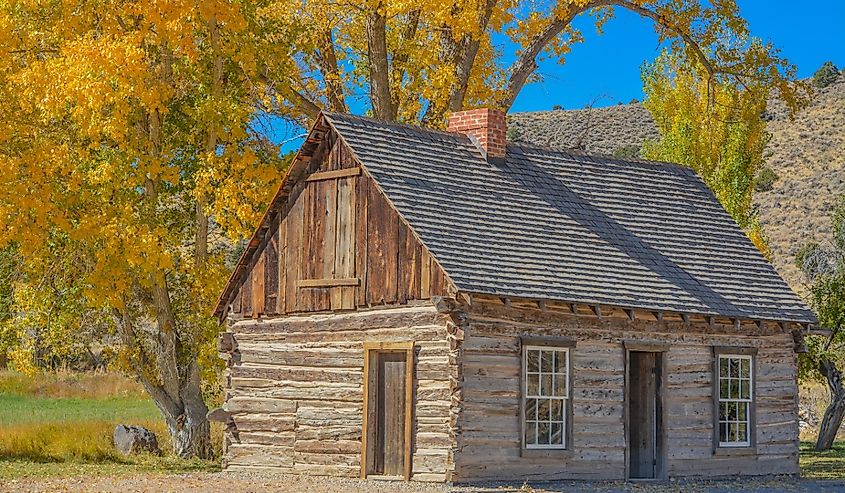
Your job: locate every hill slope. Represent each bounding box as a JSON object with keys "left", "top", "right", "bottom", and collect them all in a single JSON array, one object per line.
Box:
[{"left": 509, "top": 73, "right": 845, "bottom": 294}]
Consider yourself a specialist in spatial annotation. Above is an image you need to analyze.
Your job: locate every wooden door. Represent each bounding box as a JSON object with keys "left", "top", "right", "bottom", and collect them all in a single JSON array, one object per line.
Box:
[
  {"left": 363, "top": 347, "right": 412, "bottom": 479},
  {"left": 628, "top": 351, "right": 662, "bottom": 479}
]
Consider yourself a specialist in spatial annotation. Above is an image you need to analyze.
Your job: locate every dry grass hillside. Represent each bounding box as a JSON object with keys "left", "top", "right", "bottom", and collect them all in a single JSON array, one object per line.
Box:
[
  {"left": 509, "top": 72, "right": 845, "bottom": 294},
  {"left": 756, "top": 74, "right": 845, "bottom": 294},
  {"left": 509, "top": 103, "right": 659, "bottom": 155}
]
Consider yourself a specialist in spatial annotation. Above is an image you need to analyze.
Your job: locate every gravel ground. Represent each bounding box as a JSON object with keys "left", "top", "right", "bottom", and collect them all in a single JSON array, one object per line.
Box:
[{"left": 4, "top": 473, "right": 845, "bottom": 493}]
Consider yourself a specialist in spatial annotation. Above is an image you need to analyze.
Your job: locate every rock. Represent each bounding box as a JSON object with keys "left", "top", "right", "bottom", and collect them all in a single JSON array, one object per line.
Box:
[
  {"left": 207, "top": 407, "right": 231, "bottom": 423},
  {"left": 113, "top": 425, "right": 161, "bottom": 456}
]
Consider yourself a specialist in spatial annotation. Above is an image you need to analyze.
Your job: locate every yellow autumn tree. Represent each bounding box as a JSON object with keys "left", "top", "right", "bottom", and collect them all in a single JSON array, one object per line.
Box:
[
  {"left": 0, "top": 0, "right": 285, "bottom": 457},
  {"left": 257, "top": 0, "right": 804, "bottom": 125},
  {"left": 641, "top": 52, "right": 799, "bottom": 257}
]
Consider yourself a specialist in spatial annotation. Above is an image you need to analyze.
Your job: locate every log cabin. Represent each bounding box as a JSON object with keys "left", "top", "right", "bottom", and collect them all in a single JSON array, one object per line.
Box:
[{"left": 213, "top": 108, "right": 816, "bottom": 482}]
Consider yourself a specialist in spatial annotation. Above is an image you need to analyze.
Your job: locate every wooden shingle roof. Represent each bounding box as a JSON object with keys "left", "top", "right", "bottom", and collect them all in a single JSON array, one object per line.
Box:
[{"left": 323, "top": 112, "right": 815, "bottom": 324}]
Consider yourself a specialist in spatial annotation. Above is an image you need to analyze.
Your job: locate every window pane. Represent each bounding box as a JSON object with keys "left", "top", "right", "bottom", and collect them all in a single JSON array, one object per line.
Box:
[
  {"left": 551, "top": 399, "right": 563, "bottom": 421},
  {"left": 719, "top": 379, "right": 729, "bottom": 400},
  {"left": 551, "top": 422, "right": 563, "bottom": 445},
  {"left": 554, "top": 351, "right": 567, "bottom": 374},
  {"left": 719, "top": 402, "right": 727, "bottom": 421},
  {"left": 538, "top": 399, "right": 550, "bottom": 421},
  {"left": 719, "top": 422, "right": 727, "bottom": 442},
  {"left": 730, "top": 379, "right": 740, "bottom": 399},
  {"left": 741, "top": 358, "right": 750, "bottom": 378},
  {"left": 525, "top": 398, "right": 537, "bottom": 421},
  {"left": 729, "top": 422, "right": 738, "bottom": 442},
  {"left": 720, "top": 357, "right": 729, "bottom": 378},
  {"left": 525, "top": 421, "right": 537, "bottom": 445},
  {"left": 553, "top": 374, "right": 566, "bottom": 397},
  {"left": 527, "top": 350, "right": 539, "bottom": 373},
  {"left": 740, "top": 379, "right": 750, "bottom": 400},
  {"left": 738, "top": 402, "right": 747, "bottom": 421},
  {"left": 730, "top": 358, "right": 740, "bottom": 379},
  {"left": 538, "top": 422, "right": 550, "bottom": 445},
  {"left": 738, "top": 423, "right": 747, "bottom": 442},
  {"left": 541, "top": 351, "right": 553, "bottom": 373},
  {"left": 541, "top": 374, "right": 552, "bottom": 396},
  {"left": 527, "top": 374, "right": 539, "bottom": 396}
]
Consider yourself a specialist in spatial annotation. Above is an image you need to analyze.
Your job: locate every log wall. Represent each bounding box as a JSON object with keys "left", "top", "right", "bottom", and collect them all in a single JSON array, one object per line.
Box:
[
  {"left": 228, "top": 131, "right": 451, "bottom": 319},
  {"left": 451, "top": 300, "right": 799, "bottom": 482},
  {"left": 222, "top": 305, "right": 455, "bottom": 482}
]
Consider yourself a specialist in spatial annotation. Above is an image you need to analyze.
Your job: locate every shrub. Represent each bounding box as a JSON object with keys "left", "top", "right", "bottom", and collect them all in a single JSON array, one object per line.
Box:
[
  {"left": 613, "top": 145, "right": 640, "bottom": 159},
  {"left": 813, "top": 61, "right": 840, "bottom": 89},
  {"left": 755, "top": 167, "right": 779, "bottom": 192}
]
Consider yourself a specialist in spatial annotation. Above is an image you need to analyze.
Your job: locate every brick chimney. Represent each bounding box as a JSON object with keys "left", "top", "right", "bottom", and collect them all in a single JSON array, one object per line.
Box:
[{"left": 447, "top": 108, "right": 507, "bottom": 164}]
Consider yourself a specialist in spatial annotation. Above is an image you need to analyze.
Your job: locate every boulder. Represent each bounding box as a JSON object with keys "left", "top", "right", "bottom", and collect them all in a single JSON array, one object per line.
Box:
[
  {"left": 113, "top": 425, "right": 161, "bottom": 456},
  {"left": 206, "top": 407, "right": 231, "bottom": 423}
]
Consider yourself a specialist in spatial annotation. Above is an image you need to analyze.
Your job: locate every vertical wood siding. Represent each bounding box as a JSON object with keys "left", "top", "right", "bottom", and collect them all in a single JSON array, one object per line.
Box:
[
  {"left": 223, "top": 306, "right": 454, "bottom": 481},
  {"left": 230, "top": 132, "right": 450, "bottom": 318}
]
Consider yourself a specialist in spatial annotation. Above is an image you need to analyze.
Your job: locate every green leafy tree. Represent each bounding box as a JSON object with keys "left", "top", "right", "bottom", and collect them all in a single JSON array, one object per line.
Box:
[
  {"left": 642, "top": 52, "right": 776, "bottom": 256},
  {"left": 797, "top": 196, "right": 845, "bottom": 451},
  {"left": 813, "top": 61, "right": 841, "bottom": 89}
]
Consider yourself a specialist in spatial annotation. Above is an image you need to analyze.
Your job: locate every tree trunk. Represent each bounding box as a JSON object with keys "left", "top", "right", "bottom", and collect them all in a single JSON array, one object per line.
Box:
[
  {"left": 366, "top": 7, "right": 395, "bottom": 121},
  {"left": 816, "top": 358, "right": 845, "bottom": 451},
  {"left": 157, "top": 360, "right": 212, "bottom": 459}
]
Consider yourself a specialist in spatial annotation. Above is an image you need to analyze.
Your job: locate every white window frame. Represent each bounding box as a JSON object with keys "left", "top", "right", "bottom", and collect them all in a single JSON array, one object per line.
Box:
[
  {"left": 522, "top": 345, "right": 570, "bottom": 450},
  {"left": 717, "top": 354, "right": 753, "bottom": 448}
]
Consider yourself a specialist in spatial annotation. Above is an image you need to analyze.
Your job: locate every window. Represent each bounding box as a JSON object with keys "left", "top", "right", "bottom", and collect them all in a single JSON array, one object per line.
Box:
[
  {"left": 716, "top": 354, "right": 753, "bottom": 447},
  {"left": 522, "top": 345, "right": 570, "bottom": 449}
]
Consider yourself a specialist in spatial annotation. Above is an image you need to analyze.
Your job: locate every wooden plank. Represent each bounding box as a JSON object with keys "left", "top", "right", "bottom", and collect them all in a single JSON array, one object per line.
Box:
[
  {"left": 312, "top": 180, "right": 331, "bottom": 310},
  {"left": 335, "top": 176, "right": 356, "bottom": 309},
  {"left": 232, "top": 285, "right": 242, "bottom": 314},
  {"left": 251, "top": 254, "right": 265, "bottom": 318},
  {"left": 360, "top": 349, "right": 374, "bottom": 479},
  {"left": 242, "top": 270, "right": 252, "bottom": 315},
  {"left": 277, "top": 217, "right": 287, "bottom": 313},
  {"left": 397, "top": 222, "right": 420, "bottom": 303},
  {"left": 404, "top": 345, "right": 414, "bottom": 481},
  {"left": 366, "top": 183, "right": 398, "bottom": 305},
  {"left": 420, "top": 248, "right": 431, "bottom": 299},
  {"left": 380, "top": 352, "right": 407, "bottom": 477},
  {"left": 306, "top": 167, "right": 361, "bottom": 182},
  {"left": 297, "top": 278, "right": 361, "bottom": 288},
  {"left": 430, "top": 260, "right": 446, "bottom": 297},
  {"left": 355, "top": 174, "right": 368, "bottom": 306},
  {"left": 323, "top": 178, "right": 339, "bottom": 309},
  {"left": 285, "top": 188, "right": 304, "bottom": 313},
  {"left": 264, "top": 228, "right": 279, "bottom": 314}
]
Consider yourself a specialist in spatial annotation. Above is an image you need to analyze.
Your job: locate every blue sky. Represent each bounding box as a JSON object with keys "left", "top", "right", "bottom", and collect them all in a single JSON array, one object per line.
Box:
[
  {"left": 513, "top": 0, "right": 845, "bottom": 111},
  {"left": 274, "top": 0, "right": 845, "bottom": 150}
]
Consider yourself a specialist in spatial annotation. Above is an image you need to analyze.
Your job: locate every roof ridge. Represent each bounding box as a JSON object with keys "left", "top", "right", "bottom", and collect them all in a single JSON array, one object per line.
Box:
[
  {"left": 323, "top": 111, "right": 468, "bottom": 141},
  {"left": 324, "top": 111, "right": 691, "bottom": 173}
]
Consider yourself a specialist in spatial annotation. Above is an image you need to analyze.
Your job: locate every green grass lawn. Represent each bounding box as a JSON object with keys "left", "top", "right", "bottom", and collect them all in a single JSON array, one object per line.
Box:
[
  {"left": 0, "top": 371, "right": 221, "bottom": 477},
  {"left": 800, "top": 441, "right": 845, "bottom": 480},
  {"left": 0, "top": 394, "right": 160, "bottom": 425}
]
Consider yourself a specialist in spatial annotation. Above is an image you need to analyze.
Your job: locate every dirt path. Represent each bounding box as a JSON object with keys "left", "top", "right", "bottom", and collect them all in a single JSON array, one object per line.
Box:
[{"left": 4, "top": 472, "right": 845, "bottom": 493}]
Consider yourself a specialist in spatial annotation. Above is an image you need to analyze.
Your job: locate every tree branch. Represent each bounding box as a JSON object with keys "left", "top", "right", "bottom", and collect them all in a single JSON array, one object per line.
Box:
[
  {"left": 499, "top": 0, "right": 721, "bottom": 110},
  {"left": 315, "top": 27, "right": 348, "bottom": 112}
]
